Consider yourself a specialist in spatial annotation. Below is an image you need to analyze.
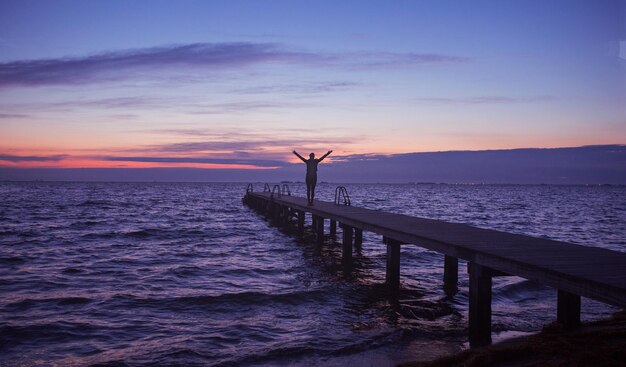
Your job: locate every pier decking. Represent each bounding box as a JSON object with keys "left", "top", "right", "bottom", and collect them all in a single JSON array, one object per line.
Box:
[{"left": 242, "top": 188, "right": 626, "bottom": 347}]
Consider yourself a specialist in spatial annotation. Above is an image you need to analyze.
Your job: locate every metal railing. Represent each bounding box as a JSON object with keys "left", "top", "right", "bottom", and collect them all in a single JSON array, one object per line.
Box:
[
  {"left": 263, "top": 183, "right": 271, "bottom": 192},
  {"left": 281, "top": 184, "right": 291, "bottom": 196},
  {"left": 270, "top": 184, "right": 282, "bottom": 199},
  {"left": 246, "top": 183, "right": 254, "bottom": 194},
  {"left": 334, "top": 186, "right": 351, "bottom": 206}
]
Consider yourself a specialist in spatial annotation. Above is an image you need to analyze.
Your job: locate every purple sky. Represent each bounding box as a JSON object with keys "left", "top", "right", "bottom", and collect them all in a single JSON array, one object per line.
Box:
[{"left": 0, "top": 0, "right": 625, "bottom": 182}]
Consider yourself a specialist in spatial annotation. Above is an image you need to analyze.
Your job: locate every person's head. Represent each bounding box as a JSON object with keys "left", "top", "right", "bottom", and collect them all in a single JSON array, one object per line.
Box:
[{"left": 309, "top": 153, "right": 315, "bottom": 159}]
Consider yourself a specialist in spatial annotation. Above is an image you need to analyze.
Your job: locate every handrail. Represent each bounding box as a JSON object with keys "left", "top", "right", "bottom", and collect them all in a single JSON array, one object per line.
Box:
[
  {"left": 334, "top": 186, "right": 351, "bottom": 206},
  {"left": 281, "top": 184, "right": 291, "bottom": 196},
  {"left": 270, "top": 184, "right": 282, "bottom": 199},
  {"left": 246, "top": 183, "right": 253, "bottom": 194},
  {"left": 263, "top": 183, "right": 271, "bottom": 192}
]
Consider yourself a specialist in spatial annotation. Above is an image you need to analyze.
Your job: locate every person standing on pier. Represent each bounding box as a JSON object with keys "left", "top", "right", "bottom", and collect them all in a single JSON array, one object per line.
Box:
[{"left": 292, "top": 150, "right": 333, "bottom": 206}]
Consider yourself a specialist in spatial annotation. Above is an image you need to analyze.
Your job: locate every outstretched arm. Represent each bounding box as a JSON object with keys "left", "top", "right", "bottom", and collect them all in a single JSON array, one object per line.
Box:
[
  {"left": 292, "top": 150, "right": 307, "bottom": 163},
  {"left": 318, "top": 150, "right": 333, "bottom": 162}
]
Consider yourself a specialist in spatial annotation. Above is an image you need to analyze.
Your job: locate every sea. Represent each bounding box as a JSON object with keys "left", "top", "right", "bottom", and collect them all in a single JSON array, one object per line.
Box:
[{"left": 1, "top": 182, "right": 625, "bottom": 367}]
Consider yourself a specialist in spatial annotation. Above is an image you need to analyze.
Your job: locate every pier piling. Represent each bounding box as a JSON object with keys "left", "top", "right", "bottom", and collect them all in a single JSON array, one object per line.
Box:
[
  {"left": 297, "top": 210, "right": 305, "bottom": 238},
  {"left": 354, "top": 228, "right": 363, "bottom": 249},
  {"left": 468, "top": 263, "right": 493, "bottom": 347},
  {"left": 557, "top": 290, "right": 581, "bottom": 329},
  {"left": 314, "top": 215, "right": 324, "bottom": 245},
  {"left": 444, "top": 255, "right": 458, "bottom": 293},
  {"left": 385, "top": 237, "right": 401, "bottom": 291},
  {"left": 342, "top": 224, "right": 353, "bottom": 267}
]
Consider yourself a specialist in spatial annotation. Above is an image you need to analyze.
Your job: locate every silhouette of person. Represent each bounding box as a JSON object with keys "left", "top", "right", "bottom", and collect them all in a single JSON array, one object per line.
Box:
[{"left": 292, "top": 150, "right": 332, "bottom": 205}]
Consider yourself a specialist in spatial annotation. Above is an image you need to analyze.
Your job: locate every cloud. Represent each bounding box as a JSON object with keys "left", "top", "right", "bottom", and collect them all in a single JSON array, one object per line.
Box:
[
  {"left": 184, "top": 101, "right": 290, "bottom": 115},
  {"left": 72, "top": 97, "right": 159, "bottom": 109},
  {"left": 70, "top": 97, "right": 265, "bottom": 114},
  {"left": 0, "top": 42, "right": 468, "bottom": 88},
  {"left": 0, "top": 43, "right": 311, "bottom": 87},
  {"left": 0, "top": 154, "right": 67, "bottom": 162},
  {"left": 102, "top": 156, "right": 287, "bottom": 167},
  {"left": 0, "top": 113, "right": 29, "bottom": 119},
  {"left": 149, "top": 137, "right": 352, "bottom": 154},
  {"left": 414, "top": 95, "right": 557, "bottom": 104},
  {"left": 349, "top": 52, "right": 468, "bottom": 68},
  {"left": 0, "top": 96, "right": 301, "bottom": 115},
  {"left": 147, "top": 127, "right": 323, "bottom": 138},
  {"left": 107, "top": 132, "right": 358, "bottom": 167},
  {"left": 229, "top": 81, "right": 359, "bottom": 95}
]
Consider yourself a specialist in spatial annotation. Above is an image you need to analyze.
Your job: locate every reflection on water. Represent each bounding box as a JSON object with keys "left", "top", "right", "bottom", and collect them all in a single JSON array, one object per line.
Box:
[{"left": 0, "top": 182, "right": 624, "bottom": 366}]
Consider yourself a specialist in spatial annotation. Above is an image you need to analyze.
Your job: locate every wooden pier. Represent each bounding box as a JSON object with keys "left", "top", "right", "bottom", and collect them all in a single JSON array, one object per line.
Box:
[{"left": 242, "top": 187, "right": 626, "bottom": 347}]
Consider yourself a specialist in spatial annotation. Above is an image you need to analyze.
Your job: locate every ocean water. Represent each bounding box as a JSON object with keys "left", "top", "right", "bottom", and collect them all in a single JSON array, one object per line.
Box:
[{"left": 1, "top": 182, "right": 625, "bottom": 367}]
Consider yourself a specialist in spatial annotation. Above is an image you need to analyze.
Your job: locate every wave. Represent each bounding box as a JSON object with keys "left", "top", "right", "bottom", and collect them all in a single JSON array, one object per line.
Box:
[
  {"left": 78, "top": 228, "right": 216, "bottom": 240},
  {"left": 0, "top": 256, "right": 25, "bottom": 265},
  {"left": 108, "top": 289, "right": 328, "bottom": 311},
  {"left": 493, "top": 279, "right": 552, "bottom": 303},
  {"left": 0, "top": 321, "right": 99, "bottom": 347},
  {"left": 124, "top": 230, "right": 152, "bottom": 238},
  {"left": 70, "top": 220, "right": 103, "bottom": 228},
  {"left": 168, "top": 265, "right": 203, "bottom": 277},
  {"left": 79, "top": 200, "right": 113, "bottom": 207},
  {"left": 0, "top": 229, "right": 39, "bottom": 238},
  {"left": 122, "top": 228, "right": 212, "bottom": 239},
  {"left": 88, "top": 361, "right": 133, "bottom": 367},
  {"left": 223, "top": 345, "right": 322, "bottom": 366},
  {"left": 62, "top": 267, "right": 83, "bottom": 274},
  {"left": 4, "top": 296, "right": 92, "bottom": 311}
]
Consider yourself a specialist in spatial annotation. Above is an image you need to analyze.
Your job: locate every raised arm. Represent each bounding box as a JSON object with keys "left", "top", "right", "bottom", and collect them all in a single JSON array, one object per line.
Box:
[
  {"left": 318, "top": 150, "right": 333, "bottom": 162},
  {"left": 292, "top": 150, "right": 307, "bottom": 163}
]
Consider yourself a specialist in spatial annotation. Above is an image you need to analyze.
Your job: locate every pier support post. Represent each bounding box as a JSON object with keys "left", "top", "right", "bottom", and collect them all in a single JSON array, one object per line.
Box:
[
  {"left": 385, "top": 238, "right": 401, "bottom": 291},
  {"left": 260, "top": 200, "right": 267, "bottom": 215},
  {"left": 314, "top": 215, "right": 324, "bottom": 245},
  {"left": 297, "top": 210, "right": 305, "bottom": 238},
  {"left": 279, "top": 205, "right": 287, "bottom": 226},
  {"left": 468, "top": 262, "right": 493, "bottom": 348},
  {"left": 444, "top": 255, "right": 458, "bottom": 294},
  {"left": 330, "top": 220, "right": 337, "bottom": 238},
  {"left": 557, "top": 290, "right": 581, "bottom": 329},
  {"left": 265, "top": 202, "right": 272, "bottom": 219},
  {"left": 354, "top": 229, "right": 363, "bottom": 249},
  {"left": 342, "top": 225, "right": 353, "bottom": 267}
]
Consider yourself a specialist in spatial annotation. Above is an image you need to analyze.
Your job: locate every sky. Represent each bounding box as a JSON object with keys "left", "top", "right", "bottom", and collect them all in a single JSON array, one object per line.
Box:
[{"left": 0, "top": 0, "right": 625, "bottom": 180}]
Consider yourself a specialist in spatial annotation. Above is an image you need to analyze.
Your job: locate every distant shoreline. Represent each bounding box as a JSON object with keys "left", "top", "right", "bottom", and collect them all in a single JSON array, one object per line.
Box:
[{"left": 1, "top": 180, "right": 625, "bottom": 187}]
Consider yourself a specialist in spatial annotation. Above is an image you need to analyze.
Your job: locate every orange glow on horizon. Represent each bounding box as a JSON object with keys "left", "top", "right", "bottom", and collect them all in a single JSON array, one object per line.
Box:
[{"left": 0, "top": 158, "right": 277, "bottom": 170}]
